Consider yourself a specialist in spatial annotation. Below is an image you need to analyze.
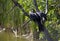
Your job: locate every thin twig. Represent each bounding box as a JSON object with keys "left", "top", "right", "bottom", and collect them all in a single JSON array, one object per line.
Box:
[
  {"left": 21, "top": 19, "right": 31, "bottom": 28},
  {"left": 6, "top": 5, "right": 15, "bottom": 14}
]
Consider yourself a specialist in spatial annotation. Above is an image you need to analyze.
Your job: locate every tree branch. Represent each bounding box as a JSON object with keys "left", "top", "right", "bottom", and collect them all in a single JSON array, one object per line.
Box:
[
  {"left": 12, "top": 0, "right": 30, "bottom": 18},
  {"left": 45, "top": 0, "right": 48, "bottom": 14},
  {"left": 33, "top": 0, "right": 39, "bottom": 12}
]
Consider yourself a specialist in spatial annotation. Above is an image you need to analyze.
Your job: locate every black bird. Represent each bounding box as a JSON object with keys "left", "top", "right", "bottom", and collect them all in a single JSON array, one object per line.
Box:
[{"left": 29, "top": 10, "right": 47, "bottom": 32}]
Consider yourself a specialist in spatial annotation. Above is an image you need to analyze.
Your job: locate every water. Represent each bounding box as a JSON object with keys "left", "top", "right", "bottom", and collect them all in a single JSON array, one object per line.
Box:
[{"left": 0, "top": 31, "right": 28, "bottom": 41}]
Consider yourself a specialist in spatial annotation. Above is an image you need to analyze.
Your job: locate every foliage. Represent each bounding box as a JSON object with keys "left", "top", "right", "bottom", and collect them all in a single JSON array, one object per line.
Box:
[{"left": 0, "top": 0, "right": 60, "bottom": 41}]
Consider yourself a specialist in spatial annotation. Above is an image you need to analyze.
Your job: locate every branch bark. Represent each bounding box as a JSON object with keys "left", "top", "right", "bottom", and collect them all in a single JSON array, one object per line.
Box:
[
  {"left": 12, "top": 0, "right": 30, "bottom": 18},
  {"left": 33, "top": 0, "right": 39, "bottom": 12}
]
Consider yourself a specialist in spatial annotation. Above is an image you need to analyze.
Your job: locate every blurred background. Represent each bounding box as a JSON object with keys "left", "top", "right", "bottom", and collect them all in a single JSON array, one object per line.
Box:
[{"left": 0, "top": 0, "right": 60, "bottom": 41}]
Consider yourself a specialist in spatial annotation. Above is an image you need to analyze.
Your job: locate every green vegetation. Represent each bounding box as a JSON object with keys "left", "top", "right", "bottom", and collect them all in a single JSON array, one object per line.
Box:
[{"left": 0, "top": 0, "right": 60, "bottom": 41}]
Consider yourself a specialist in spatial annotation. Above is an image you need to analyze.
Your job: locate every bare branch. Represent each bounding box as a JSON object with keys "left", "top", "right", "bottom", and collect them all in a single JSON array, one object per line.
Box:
[
  {"left": 45, "top": 0, "right": 48, "bottom": 14},
  {"left": 33, "top": 0, "right": 39, "bottom": 12},
  {"left": 12, "top": 0, "right": 30, "bottom": 18}
]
